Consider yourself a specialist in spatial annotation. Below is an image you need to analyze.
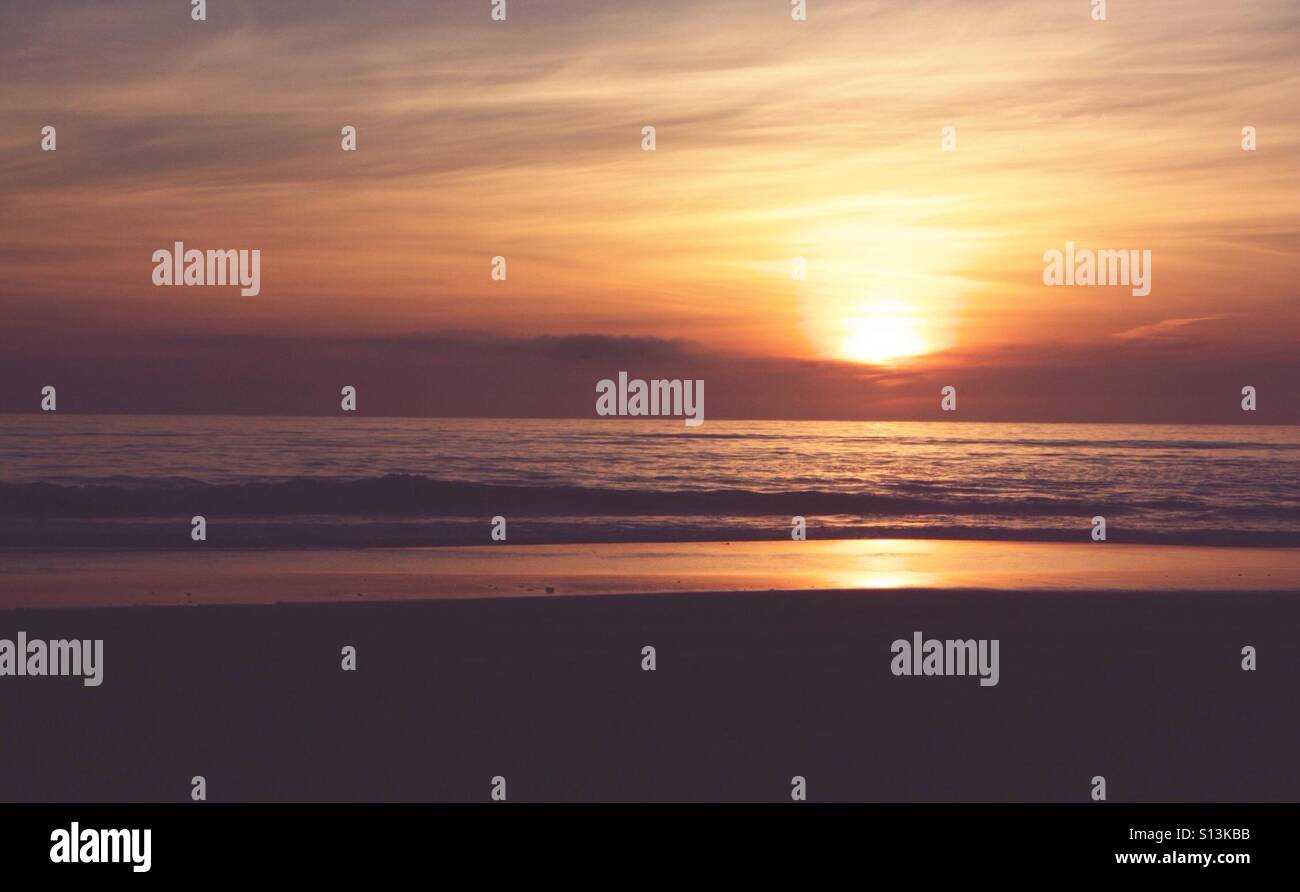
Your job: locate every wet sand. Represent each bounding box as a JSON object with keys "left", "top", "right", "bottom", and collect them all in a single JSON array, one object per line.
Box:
[{"left": 3, "top": 539, "right": 1300, "bottom": 608}]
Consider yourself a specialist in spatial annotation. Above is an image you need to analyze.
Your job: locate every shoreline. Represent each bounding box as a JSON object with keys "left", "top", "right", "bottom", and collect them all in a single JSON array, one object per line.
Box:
[
  {"left": 5, "top": 521, "right": 1300, "bottom": 550},
  {"left": 2, "top": 538, "right": 1300, "bottom": 610}
]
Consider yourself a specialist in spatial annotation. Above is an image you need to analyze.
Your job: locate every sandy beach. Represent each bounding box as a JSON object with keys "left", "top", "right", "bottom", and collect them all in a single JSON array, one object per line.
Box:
[{"left": 1, "top": 540, "right": 1296, "bottom": 802}]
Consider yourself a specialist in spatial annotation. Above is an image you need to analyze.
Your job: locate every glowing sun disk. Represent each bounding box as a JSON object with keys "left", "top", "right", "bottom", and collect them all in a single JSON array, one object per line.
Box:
[{"left": 840, "top": 301, "right": 928, "bottom": 364}]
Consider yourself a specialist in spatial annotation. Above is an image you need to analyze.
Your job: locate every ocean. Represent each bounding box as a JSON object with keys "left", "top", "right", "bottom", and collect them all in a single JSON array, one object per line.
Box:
[{"left": 2, "top": 415, "right": 1297, "bottom": 549}]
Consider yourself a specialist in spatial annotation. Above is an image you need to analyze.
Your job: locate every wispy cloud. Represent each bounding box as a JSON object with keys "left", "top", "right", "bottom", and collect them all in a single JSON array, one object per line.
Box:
[{"left": 1113, "top": 316, "right": 1227, "bottom": 341}]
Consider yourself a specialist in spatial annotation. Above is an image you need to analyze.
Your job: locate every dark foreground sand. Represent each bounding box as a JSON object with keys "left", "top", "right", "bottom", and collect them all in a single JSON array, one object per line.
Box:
[{"left": 1, "top": 588, "right": 1297, "bottom": 802}]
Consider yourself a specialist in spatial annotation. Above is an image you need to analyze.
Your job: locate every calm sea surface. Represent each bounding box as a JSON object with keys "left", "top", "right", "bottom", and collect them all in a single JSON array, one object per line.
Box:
[{"left": 2, "top": 416, "right": 1297, "bottom": 548}]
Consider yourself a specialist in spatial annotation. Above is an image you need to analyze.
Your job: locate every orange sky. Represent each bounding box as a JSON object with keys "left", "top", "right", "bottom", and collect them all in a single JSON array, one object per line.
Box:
[{"left": 1, "top": 0, "right": 1297, "bottom": 419}]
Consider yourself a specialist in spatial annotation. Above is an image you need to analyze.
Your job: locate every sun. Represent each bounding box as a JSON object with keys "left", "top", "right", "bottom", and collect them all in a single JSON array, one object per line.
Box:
[{"left": 839, "top": 298, "right": 929, "bottom": 364}]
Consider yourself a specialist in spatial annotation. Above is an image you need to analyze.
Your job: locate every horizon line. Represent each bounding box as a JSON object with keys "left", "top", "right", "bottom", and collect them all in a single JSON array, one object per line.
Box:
[{"left": 2, "top": 411, "right": 1296, "bottom": 427}]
